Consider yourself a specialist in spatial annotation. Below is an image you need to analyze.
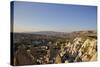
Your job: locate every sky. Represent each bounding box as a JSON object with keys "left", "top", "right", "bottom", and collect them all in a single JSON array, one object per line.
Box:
[{"left": 13, "top": 1, "right": 97, "bottom": 32}]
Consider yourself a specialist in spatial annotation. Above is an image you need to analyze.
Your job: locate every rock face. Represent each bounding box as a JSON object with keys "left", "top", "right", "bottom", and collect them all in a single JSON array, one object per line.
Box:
[
  {"left": 77, "top": 38, "right": 97, "bottom": 62},
  {"left": 55, "top": 54, "right": 61, "bottom": 64},
  {"left": 59, "top": 36, "right": 97, "bottom": 63}
]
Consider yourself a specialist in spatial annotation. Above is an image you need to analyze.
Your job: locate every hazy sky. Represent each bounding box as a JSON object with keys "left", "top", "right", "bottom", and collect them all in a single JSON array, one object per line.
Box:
[{"left": 13, "top": 1, "right": 97, "bottom": 32}]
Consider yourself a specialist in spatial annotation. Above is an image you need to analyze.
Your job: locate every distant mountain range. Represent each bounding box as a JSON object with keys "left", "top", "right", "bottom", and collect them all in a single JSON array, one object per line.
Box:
[
  {"left": 31, "top": 31, "right": 67, "bottom": 36},
  {"left": 14, "top": 30, "right": 97, "bottom": 38},
  {"left": 27, "top": 30, "right": 97, "bottom": 38}
]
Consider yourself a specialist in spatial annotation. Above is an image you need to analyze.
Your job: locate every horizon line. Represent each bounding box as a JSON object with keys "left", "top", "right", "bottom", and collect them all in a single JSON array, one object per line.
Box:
[{"left": 12, "top": 29, "right": 97, "bottom": 33}]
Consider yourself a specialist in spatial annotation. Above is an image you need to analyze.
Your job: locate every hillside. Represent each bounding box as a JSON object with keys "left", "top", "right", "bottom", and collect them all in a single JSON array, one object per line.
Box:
[{"left": 12, "top": 30, "right": 97, "bottom": 65}]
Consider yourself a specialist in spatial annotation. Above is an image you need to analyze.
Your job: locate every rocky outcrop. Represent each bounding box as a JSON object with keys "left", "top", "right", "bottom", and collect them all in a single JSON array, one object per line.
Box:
[
  {"left": 59, "top": 36, "right": 97, "bottom": 63},
  {"left": 77, "top": 38, "right": 97, "bottom": 62}
]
